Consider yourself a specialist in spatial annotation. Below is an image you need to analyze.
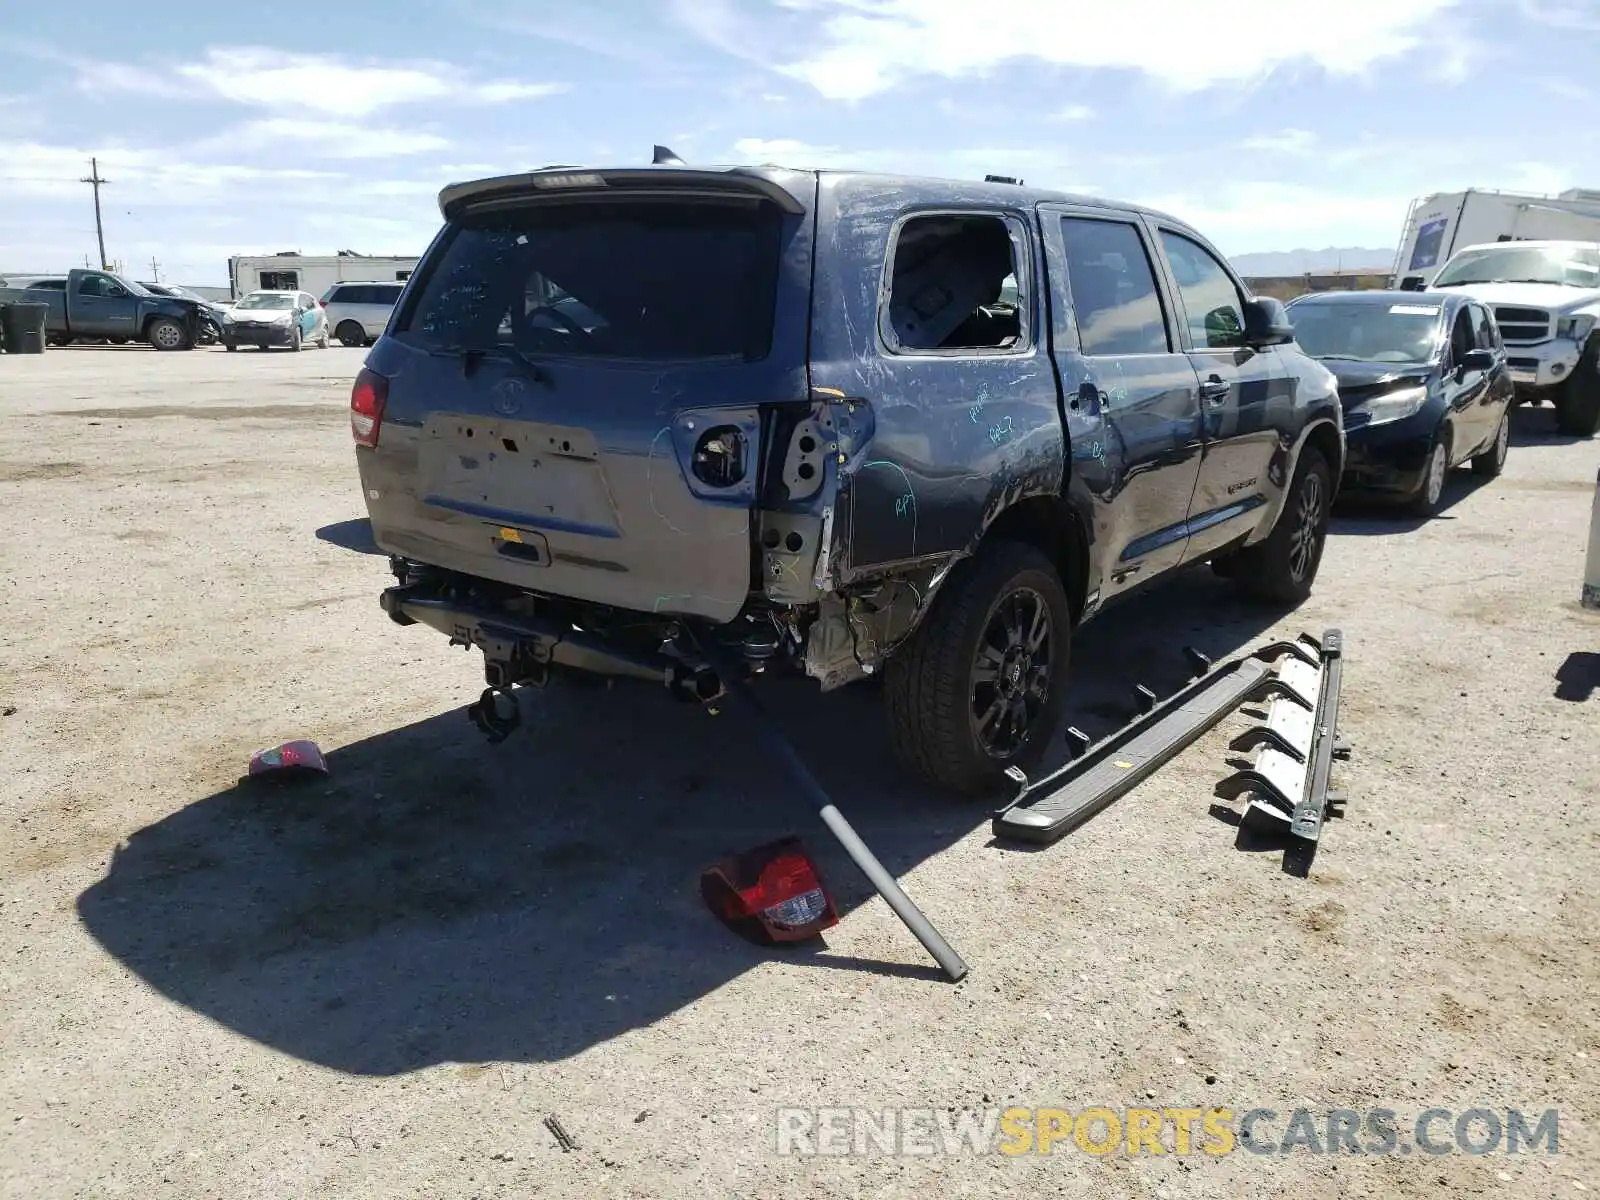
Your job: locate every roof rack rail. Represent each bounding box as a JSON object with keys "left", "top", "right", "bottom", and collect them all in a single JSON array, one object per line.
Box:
[{"left": 985, "top": 174, "right": 1024, "bottom": 185}]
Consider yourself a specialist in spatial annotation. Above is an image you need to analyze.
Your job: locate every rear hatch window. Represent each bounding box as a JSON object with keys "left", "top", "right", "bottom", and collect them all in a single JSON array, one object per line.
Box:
[{"left": 395, "top": 198, "right": 781, "bottom": 363}]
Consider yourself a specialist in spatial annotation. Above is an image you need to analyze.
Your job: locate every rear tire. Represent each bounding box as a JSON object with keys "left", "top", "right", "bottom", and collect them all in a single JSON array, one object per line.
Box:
[
  {"left": 336, "top": 321, "right": 366, "bottom": 348},
  {"left": 1471, "top": 412, "right": 1509, "bottom": 477},
  {"left": 1554, "top": 339, "right": 1600, "bottom": 437},
  {"left": 1230, "top": 444, "right": 1332, "bottom": 604},
  {"left": 884, "top": 541, "right": 1072, "bottom": 796}
]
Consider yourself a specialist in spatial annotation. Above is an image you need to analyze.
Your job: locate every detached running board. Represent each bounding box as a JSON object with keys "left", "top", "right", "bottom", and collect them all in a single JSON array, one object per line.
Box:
[{"left": 992, "top": 640, "right": 1320, "bottom": 845}]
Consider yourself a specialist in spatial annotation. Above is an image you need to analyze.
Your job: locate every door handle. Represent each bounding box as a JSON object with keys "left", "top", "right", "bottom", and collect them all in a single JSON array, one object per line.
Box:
[{"left": 1199, "top": 377, "right": 1230, "bottom": 405}]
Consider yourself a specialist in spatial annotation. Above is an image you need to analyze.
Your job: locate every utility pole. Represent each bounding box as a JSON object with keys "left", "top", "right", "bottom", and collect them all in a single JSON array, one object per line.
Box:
[
  {"left": 80, "top": 157, "right": 109, "bottom": 269},
  {"left": 149, "top": 256, "right": 160, "bottom": 283}
]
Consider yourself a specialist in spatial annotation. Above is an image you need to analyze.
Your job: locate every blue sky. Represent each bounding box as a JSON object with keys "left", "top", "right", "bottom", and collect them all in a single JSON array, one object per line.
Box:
[{"left": 1, "top": 0, "right": 1596, "bottom": 285}]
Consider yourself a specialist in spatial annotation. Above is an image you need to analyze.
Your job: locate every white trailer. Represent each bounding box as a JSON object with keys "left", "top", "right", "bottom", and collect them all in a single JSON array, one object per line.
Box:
[
  {"left": 1391, "top": 187, "right": 1600, "bottom": 288},
  {"left": 227, "top": 254, "right": 420, "bottom": 300}
]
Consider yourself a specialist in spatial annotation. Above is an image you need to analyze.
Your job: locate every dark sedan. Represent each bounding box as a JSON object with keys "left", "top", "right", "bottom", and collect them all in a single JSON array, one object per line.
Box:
[{"left": 1286, "top": 290, "right": 1515, "bottom": 515}]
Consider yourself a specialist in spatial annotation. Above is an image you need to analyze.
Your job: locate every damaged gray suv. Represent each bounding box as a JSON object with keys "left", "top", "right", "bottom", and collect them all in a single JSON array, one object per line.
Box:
[{"left": 351, "top": 158, "right": 1344, "bottom": 794}]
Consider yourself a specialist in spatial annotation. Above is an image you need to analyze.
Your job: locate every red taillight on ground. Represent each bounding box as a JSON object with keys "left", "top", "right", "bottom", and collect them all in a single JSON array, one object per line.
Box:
[
  {"left": 700, "top": 837, "right": 840, "bottom": 944},
  {"left": 351, "top": 368, "right": 388, "bottom": 448}
]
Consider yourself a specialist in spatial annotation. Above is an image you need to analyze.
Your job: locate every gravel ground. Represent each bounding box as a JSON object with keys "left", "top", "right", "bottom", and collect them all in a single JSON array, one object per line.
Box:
[{"left": 1, "top": 346, "right": 1597, "bottom": 1199}]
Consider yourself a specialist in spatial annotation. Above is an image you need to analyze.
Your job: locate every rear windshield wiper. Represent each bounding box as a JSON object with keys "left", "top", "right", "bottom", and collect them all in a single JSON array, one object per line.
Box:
[{"left": 429, "top": 342, "right": 554, "bottom": 387}]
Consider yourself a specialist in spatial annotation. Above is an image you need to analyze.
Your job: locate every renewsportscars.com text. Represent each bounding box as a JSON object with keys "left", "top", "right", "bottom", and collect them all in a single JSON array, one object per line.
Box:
[{"left": 774, "top": 1106, "right": 1560, "bottom": 1158}]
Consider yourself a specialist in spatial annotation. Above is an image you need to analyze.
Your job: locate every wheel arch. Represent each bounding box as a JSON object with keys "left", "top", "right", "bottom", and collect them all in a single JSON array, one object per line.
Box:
[{"left": 977, "top": 493, "right": 1091, "bottom": 624}]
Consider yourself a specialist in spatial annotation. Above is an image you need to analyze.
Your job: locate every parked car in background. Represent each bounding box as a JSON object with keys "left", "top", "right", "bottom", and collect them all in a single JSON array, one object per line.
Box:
[
  {"left": 1425, "top": 239, "right": 1600, "bottom": 436},
  {"left": 352, "top": 159, "right": 1344, "bottom": 794},
  {"left": 221, "top": 290, "right": 329, "bottom": 351},
  {"left": 0, "top": 268, "right": 208, "bottom": 350},
  {"left": 321, "top": 280, "right": 406, "bottom": 346},
  {"left": 1288, "top": 290, "right": 1514, "bottom": 515}
]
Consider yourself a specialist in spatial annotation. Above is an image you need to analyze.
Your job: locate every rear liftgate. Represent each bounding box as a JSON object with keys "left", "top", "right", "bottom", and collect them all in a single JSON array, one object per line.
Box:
[{"left": 993, "top": 631, "right": 1350, "bottom": 874}]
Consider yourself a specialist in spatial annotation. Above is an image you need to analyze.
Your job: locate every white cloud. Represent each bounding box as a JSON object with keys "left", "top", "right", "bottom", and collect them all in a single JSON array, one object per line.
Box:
[
  {"left": 74, "top": 46, "right": 565, "bottom": 117},
  {"left": 1541, "top": 78, "right": 1592, "bottom": 102},
  {"left": 1051, "top": 104, "right": 1094, "bottom": 122},
  {"left": 763, "top": 0, "right": 1462, "bottom": 101},
  {"left": 1137, "top": 181, "right": 1412, "bottom": 253},
  {"left": 226, "top": 119, "right": 451, "bottom": 159},
  {"left": 1243, "top": 129, "right": 1316, "bottom": 155},
  {"left": 732, "top": 137, "right": 842, "bottom": 161},
  {"left": 1517, "top": 0, "right": 1600, "bottom": 30}
]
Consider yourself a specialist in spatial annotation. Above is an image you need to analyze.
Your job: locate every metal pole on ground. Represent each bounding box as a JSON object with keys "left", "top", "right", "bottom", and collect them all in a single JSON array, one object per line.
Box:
[
  {"left": 707, "top": 656, "right": 969, "bottom": 982},
  {"left": 1584, "top": 467, "right": 1600, "bottom": 611}
]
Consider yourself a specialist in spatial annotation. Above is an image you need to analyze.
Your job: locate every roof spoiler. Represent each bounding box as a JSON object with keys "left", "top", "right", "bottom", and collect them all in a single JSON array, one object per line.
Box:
[{"left": 438, "top": 165, "right": 805, "bottom": 219}]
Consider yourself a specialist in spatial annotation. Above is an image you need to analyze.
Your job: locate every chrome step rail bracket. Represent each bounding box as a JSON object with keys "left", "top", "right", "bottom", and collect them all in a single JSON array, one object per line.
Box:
[{"left": 1216, "top": 629, "right": 1350, "bottom": 874}]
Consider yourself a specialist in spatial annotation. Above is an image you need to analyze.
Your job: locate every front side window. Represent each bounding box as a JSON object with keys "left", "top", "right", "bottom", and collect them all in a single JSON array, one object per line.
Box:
[
  {"left": 1159, "top": 231, "right": 1246, "bottom": 350},
  {"left": 884, "top": 213, "right": 1025, "bottom": 353},
  {"left": 1452, "top": 307, "right": 1472, "bottom": 364},
  {"left": 1471, "top": 304, "right": 1499, "bottom": 351},
  {"left": 1060, "top": 217, "right": 1169, "bottom": 356},
  {"left": 401, "top": 198, "right": 781, "bottom": 362}
]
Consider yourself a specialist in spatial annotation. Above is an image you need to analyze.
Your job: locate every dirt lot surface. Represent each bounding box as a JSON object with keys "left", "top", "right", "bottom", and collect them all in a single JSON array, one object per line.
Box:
[{"left": 2, "top": 346, "right": 1597, "bottom": 1199}]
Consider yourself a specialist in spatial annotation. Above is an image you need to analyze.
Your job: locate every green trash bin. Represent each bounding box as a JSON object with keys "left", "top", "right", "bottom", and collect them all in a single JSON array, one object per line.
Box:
[{"left": 1, "top": 302, "right": 49, "bottom": 354}]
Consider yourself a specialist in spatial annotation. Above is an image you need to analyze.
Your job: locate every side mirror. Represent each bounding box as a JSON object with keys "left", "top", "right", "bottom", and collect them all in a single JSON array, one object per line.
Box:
[
  {"left": 107, "top": 285, "right": 128, "bottom": 298},
  {"left": 1243, "top": 296, "right": 1294, "bottom": 347},
  {"left": 1462, "top": 347, "right": 1495, "bottom": 372},
  {"left": 1398, "top": 276, "right": 1426, "bottom": 292}
]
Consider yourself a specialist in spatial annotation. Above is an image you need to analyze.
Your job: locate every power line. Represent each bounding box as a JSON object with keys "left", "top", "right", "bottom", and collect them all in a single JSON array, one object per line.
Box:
[{"left": 79, "top": 157, "right": 110, "bottom": 270}]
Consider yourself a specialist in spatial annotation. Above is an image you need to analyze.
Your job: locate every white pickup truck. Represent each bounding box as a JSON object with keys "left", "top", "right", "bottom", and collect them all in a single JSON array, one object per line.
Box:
[{"left": 1426, "top": 239, "right": 1600, "bottom": 436}]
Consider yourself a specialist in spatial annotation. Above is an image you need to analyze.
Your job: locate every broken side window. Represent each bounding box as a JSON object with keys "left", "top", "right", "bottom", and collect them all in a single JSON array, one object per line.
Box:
[{"left": 884, "top": 214, "right": 1025, "bottom": 353}]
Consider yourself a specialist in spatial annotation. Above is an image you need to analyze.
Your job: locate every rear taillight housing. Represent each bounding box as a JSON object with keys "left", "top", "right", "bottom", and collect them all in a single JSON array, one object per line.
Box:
[
  {"left": 351, "top": 368, "right": 388, "bottom": 448},
  {"left": 700, "top": 837, "right": 840, "bottom": 944}
]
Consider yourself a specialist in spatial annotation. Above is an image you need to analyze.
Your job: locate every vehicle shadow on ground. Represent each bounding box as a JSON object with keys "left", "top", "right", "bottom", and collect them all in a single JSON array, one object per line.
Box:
[
  {"left": 76, "top": 568, "right": 1286, "bottom": 1075},
  {"left": 1329, "top": 469, "right": 1493, "bottom": 535},
  {"left": 1508, "top": 403, "right": 1592, "bottom": 448}
]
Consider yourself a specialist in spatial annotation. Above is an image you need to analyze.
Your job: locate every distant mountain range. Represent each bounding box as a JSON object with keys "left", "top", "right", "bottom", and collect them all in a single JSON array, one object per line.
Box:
[{"left": 1229, "top": 247, "right": 1395, "bottom": 276}]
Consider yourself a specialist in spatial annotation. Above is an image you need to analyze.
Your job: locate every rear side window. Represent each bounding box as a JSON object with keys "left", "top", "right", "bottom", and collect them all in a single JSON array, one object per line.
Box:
[
  {"left": 883, "top": 214, "right": 1025, "bottom": 353},
  {"left": 1159, "top": 231, "right": 1246, "bottom": 350},
  {"left": 400, "top": 199, "right": 781, "bottom": 362},
  {"left": 1060, "top": 217, "right": 1169, "bottom": 356}
]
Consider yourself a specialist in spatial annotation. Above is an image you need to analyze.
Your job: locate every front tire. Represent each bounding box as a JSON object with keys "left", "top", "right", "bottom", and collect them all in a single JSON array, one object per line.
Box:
[
  {"left": 1406, "top": 436, "right": 1451, "bottom": 517},
  {"left": 884, "top": 542, "right": 1072, "bottom": 795},
  {"left": 1230, "top": 444, "right": 1332, "bottom": 604},
  {"left": 288, "top": 325, "right": 303, "bottom": 353},
  {"left": 1554, "top": 339, "right": 1600, "bottom": 437},
  {"left": 1471, "top": 412, "right": 1509, "bottom": 477},
  {"left": 147, "top": 318, "right": 187, "bottom": 352},
  {"left": 223, "top": 340, "right": 237, "bottom": 352}
]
